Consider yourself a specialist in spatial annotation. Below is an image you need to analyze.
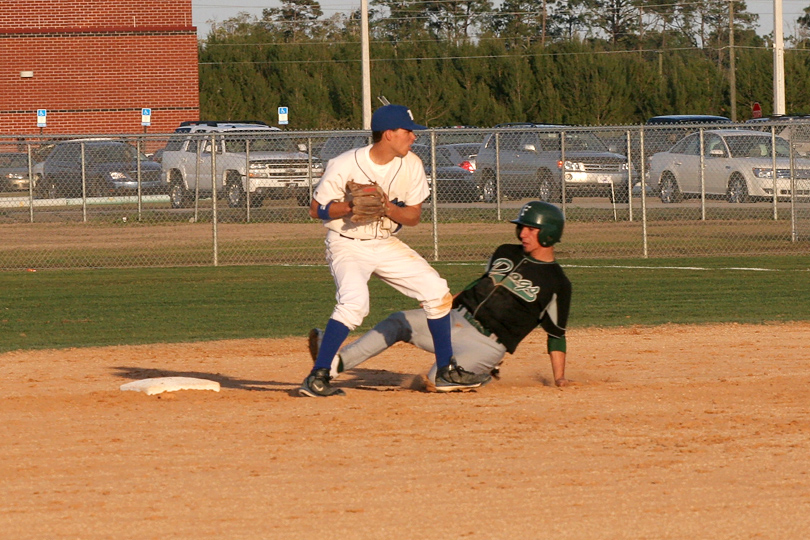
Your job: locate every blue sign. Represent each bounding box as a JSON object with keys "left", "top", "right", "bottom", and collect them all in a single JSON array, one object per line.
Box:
[
  {"left": 278, "top": 106, "right": 289, "bottom": 125},
  {"left": 37, "top": 109, "right": 47, "bottom": 127},
  {"left": 141, "top": 108, "right": 152, "bottom": 127}
]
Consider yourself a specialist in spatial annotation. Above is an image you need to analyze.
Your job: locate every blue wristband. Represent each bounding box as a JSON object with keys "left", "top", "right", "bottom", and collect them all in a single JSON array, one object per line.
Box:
[{"left": 316, "top": 201, "right": 332, "bottom": 220}]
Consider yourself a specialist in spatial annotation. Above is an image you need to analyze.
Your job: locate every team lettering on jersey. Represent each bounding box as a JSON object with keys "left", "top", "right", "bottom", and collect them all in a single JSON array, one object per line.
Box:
[{"left": 488, "top": 258, "right": 540, "bottom": 301}]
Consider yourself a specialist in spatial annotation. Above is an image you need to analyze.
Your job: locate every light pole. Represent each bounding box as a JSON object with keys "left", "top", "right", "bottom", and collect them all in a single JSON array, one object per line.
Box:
[
  {"left": 774, "top": 0, "right": 786, "bottom": 115},
  {"left": 361, "top": 0, "right": 371, "bottom": 129}
]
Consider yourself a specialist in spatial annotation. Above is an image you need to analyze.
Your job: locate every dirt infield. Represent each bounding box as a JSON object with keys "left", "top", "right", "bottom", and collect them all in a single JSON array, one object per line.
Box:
[{"left": 2, "top": 323, "right": 809, "bottom": 539}]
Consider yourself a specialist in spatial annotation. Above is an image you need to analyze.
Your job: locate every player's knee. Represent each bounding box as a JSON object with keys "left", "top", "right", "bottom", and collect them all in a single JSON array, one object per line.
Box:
[
  {"left": 421, "top": 292, "right": 453, "bottom": 319},
  {"left": 331, "top": 305, "right": 368, "bottom": 331}
]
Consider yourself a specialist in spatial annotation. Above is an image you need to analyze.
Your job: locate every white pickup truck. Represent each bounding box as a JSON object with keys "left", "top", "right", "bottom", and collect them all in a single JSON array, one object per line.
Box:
[{"left": 161, "top": 121, "right": 323, "bottom": 208}]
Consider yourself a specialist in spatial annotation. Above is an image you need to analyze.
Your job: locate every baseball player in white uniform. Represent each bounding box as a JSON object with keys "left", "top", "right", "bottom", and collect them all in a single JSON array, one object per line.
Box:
[{"left": 299, "top": 104, "right": 491, "bottom": 397}]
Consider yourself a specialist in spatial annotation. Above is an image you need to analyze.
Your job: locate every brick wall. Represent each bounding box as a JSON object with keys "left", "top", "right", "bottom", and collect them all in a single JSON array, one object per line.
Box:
[{"left": 0, "top": 0, "right": 199, "bottom": 135}]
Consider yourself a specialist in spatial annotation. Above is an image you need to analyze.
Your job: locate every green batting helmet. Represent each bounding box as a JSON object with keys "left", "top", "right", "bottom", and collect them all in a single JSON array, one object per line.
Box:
[{"left": 510, "top": 200, "right": 565, "bottom": 247}]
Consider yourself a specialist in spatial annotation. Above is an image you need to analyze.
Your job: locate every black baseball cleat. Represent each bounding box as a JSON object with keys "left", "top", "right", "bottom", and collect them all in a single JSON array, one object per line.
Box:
[
  {"left": 299, "top": 368, "right": 345, "bottom": 397},
  {"left": 434, "top": 358, "right": 492, "bottom": 392}
]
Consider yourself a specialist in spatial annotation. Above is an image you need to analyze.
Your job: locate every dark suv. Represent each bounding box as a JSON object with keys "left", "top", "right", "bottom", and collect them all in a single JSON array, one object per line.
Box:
[
  {"left": 473, "top": 123, "right": 632, "bottom": 203},
  {"left": 37, "top": 139, "right": 165, "bottom": 199}
]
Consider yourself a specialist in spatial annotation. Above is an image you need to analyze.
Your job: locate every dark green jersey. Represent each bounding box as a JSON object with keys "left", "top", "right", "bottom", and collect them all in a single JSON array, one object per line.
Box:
[{"left": 453, "top": 244, "right": 571, "bottom": 354}]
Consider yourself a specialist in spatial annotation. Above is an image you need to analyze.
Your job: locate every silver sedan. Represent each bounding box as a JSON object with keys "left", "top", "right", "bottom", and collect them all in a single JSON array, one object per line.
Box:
[{"left": 648, "top": 129, "right": 810, "bottom": 203}]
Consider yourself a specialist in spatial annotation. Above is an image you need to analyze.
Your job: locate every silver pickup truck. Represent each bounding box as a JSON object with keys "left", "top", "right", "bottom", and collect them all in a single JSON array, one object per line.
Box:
[{"left": 161, "top": 122, "right": 323, "bottom": 208}]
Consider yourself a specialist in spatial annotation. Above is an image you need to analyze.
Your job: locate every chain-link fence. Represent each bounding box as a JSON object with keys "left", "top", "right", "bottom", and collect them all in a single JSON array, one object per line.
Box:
[{"left": 1, "top": 120, "right": 808, "bottom": 270}]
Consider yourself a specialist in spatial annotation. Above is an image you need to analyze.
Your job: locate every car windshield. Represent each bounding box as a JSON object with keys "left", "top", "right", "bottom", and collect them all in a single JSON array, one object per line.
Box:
[
  {"left": 93, "top": 144, "right": 143, "bottom": 162},
  {"left": 725, "top": 135, "right": 790, "bottom": 158},
  {"left": 411, "top": 146, "right": 456, "bottom": 167},
  {"left": 0, "top": 154, "right": 27, "bottom": 167},
  {"left": 536, "top": 131, "right": 609, "bottom": 152},
  {"left": 224, "top": 137, "right": 298, "bottom": 153}
]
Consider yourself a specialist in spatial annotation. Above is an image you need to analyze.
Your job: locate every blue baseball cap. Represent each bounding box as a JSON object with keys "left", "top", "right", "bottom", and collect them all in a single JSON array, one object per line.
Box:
[{"left": 371, "top": 105, "right": 426, "bottom": 132}]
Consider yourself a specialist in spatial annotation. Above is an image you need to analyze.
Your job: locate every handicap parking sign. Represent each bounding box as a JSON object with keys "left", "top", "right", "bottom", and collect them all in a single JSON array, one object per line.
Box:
[
  {"left": 37, "top": 109, "right": 47, "bottom": 127},
  {"left": 278, "top": 107, "right": 289, "bottom": 125}
]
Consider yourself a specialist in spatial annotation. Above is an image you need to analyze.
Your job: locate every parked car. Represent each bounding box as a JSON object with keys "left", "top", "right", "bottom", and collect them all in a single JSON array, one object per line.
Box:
[
  {"left": 410, "top": 144, "right": 479, "bottom": 202},
  {"left": 643, "top": 115, "right": 733, "bottom": 157},
  {"left": 435, "top": 142, "right": 479, "bottom": 172},
  {"left": 37, "top": 139, "right": 165, "bottom": 199},
  {"left": 648, "top": 129, "right": 810, "bottom": 203},
  {"left": 473, "top": 123, "right": 633, "bottom": 203},
  {"left": 745, "top": 115, "right": 810, "bottom": 157},
  {"left": 318, "top": 133, "right": 370, "bottom": 164},
  {"left": 0, "top": 152, "right": 32, "bottom": 191},
  {"left": 162, "top": 121, "right": 323, "bottom": 208}
]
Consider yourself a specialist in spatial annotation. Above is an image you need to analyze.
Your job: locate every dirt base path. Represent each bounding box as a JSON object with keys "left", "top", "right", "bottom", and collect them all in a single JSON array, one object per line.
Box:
[{"left": 2, "top": 323, "right": 809, "bottom": 539}]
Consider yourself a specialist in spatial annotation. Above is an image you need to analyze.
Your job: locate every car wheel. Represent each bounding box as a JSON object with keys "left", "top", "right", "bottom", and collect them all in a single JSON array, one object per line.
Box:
[
  {"left": 226, "top": 181, "right": 246, "bottom": 208},
  {"left": 659, "top": 174, "right": 682, "bottom": 204},
  {"left": 726, "top": 175, "right": 750, "bottom": 203},
  {"left": 480, "top": 173, "right": 498, "bottom": 203},
  {"left": 538, "top": 170, "right": 562, "bottom": 203},
  {"left": 169, "top": 180, "right": 192, "bottom": 209}
]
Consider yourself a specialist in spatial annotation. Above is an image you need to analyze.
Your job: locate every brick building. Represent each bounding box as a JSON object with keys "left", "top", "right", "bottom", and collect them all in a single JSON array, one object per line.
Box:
[{"left": 0, "top": 0, "right": 199, "bottom": 135}]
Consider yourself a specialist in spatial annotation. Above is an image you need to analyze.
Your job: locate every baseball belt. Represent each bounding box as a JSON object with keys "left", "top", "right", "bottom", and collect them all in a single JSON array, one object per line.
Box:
[{"left": 454, "top": 306, "right": 502, "bottom": 345}]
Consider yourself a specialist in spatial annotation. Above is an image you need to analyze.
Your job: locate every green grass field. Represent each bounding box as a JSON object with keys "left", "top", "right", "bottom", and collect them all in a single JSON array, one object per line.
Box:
[{"left": 1, "top": 256, "right": 807, "bottom": 353}]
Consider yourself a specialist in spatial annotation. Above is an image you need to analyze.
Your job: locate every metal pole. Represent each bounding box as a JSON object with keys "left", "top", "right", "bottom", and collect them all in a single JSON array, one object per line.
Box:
[
  {"left": 790, "top": 133, "right": 797, "bottom": 241},
  {"left": 361, "top": 0, "right": 372, "bottom": 129},
  {"left": 729, "top": 1, "right": 737, "bottom": 122},
  {"left": 640, "top": 128, "right": 648, "bottom": 258},
  {"left": 699, "top": 128, "right": 706, "bottom": 221},
  {"left": 495, "top": 132, "right": 501, "bottom": 221},
  {"left": 245, "top": 138, "right": 251, "bottom": 223},
  {"left": 27, "top": 143, "right": 34, "bottom": 223},
  {"left": 194, "top": 138, "right": 201, "bottom": 222},
  {"left": 560, "top": 131, "right": 567, "bottom": 214},
  {"left": 430, "top": 130, "right": 439, "bottom": 262},
  {"left": 307, "top": 136, "right": 314, "bottom": 207},
  {"left": 627, "top": 130, "right": 634, "bottom": 222},
  {"left": 136, "top": 137, "right": 143, "bottom": 222},
  {"left": 81, "top": 142, "right": 87, "bottom": 223},
  {"left": 771, "top": 125, "right": 778, "bottom": 220},
  {"left": 211, "top": 134, "right": 218, "bottom": 266},
  {"left": 774, "top": 0, "right": 786, "bottom": 115}
]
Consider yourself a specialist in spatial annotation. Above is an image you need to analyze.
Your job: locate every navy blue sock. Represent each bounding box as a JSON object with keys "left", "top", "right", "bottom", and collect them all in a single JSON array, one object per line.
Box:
[
  {"left": 427, "top": 314, "right": 454, "bottom": 369},
  {"left": 313, "top": 318, "right": 350, "bottom": 371}
]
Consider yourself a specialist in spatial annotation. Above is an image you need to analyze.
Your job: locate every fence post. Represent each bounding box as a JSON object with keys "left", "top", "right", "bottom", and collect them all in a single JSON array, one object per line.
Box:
[
  {"left": 245, "top": 137, "right": 252, "bottom": 223},
  {"left": 194, "top": 137, "right": 201, "bottom": 222},
  {"left": 790, "top": 135, "right": 798, "bottom": 242},
  {"left": 81, "top": 142, "right": 87, "bottom": 223},
  {"left": 640, "top": 128, "right": 648, "bottom": 258},
  {"left": 771, "top": 126, "right": 778, "bottom": 221},
  {"left": 430, "top": 130, "right": 439, "bottom": 262},
  {"left": 627, "top": 129, "right": 634, "bottom": 222},
  {"left": 27, "top": 143, "right": 34, "bottom": 223},
  {"left": 495, "top": 132, "right": 501, "bottom": 221},
  {"left": 211, "top": 134, "right": 219, "bottom": 266},
  {"left": 560, "top": 130, "right": 567, "bottom": 216},
  {"left": 699, "top": 129, "right": 706, "bottom": 221},
  {"left": 136, "top": 137, "right": 143, "bottom": 222}
]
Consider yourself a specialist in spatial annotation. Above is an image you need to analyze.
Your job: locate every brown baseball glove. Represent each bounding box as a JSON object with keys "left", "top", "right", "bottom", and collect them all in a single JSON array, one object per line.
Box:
[{"left": 347, "top": 180, "right": 387, "bottom": 224}]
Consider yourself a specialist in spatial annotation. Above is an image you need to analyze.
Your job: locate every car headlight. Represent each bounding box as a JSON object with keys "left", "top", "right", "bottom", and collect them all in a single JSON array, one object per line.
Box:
[
  {"left": 621, "top": 163, "right": 630, "bottom": 171},
  {"left": 563, "top": 161, "right": 585, "bottom": 171},
  {"left": 753, "top": 168, "right": 772, "bottom": 178},
  {"left": 5, "top": 173, "right": 26, "bottom": 179},
  {"left": 109, "top": 172, "right": 129, "bottom": 180}
]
